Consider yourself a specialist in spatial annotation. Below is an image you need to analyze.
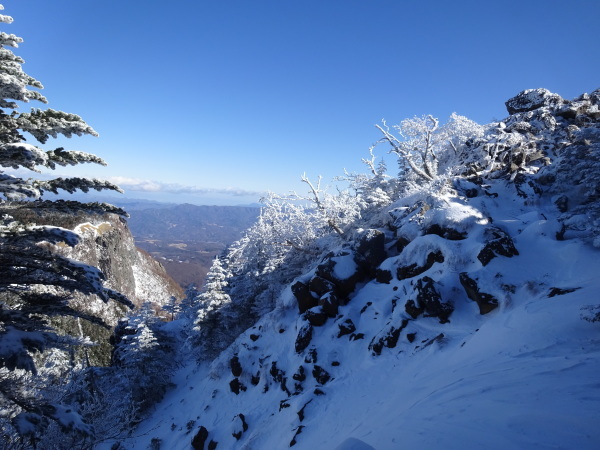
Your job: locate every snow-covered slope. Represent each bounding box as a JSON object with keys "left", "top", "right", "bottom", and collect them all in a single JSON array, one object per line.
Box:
[{"left": 116, "top": 88, "right": 600, "bottom": 449}]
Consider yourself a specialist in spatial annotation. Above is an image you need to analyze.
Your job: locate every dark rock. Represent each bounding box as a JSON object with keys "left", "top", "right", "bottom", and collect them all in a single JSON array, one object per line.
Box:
[
  {"left": 314, "top": 388, "right": 325, "bottom": 395},
  {"left": 232, "top": 413, "right": 248, "bottom": 440},
  {"left": 425, "top": 224, "right": 467, "bottom": 240},
  {"left": 312, "top": 365, "right": 331, "bottom": 385},
  {"left": 369, "top": 340, "right": 383, "bottom": 356},
  {"left": 375, "top": 268, "right": 393, "bottom": 284},
  {"left": 407, "top": 332, "right": 416, "bottom": 343},
  {"left": 397, "top": 250, "right": 445, "bottom": 280},
  {"left": 249, "top": 334, "right": 260, "bottom": 342},
  {"left": 369, "top": 319, "right": 409, "bottom": 356},
  {"left": 270, "top": 363, "right": 290, "bottom": 394},
  {"left": 295, "top": 324, "right": 313, "bottom": 354},
  {"left": 304, "top": 308, "right": 328, "bottom": 326},
  {"left": 304, "top": 348, "right": 318, "bottom": 364},
  {"left": 405, "top": 299, "right": 424, "bottom": 319},
  {"left": 360, "top": 302, "right": 372, "bottom": 314},
  {"left": 537, "top": 173, "right": 555, "bottom": 186},
  {"left": 477, "top": 227, "right": 519, "bottom": 266},
  {"left": 239, "top": 414, "right": 248, "bottom": 432},
  {"left": 505, "top": 88, "right": 563, "bottom": 115},
  {"left": 395, "top": 236, "right": 411, "bottom": 253},
  {"left": 279, "top": 400, "right": 290, "bottom": 411},
  {"left": 416, "top": 277, "right": 453, "bottom": 323},
  {"left": 421, "top": 333, "right": 445, "bottom": 350},
  {"left": 250, "top": 372, "right": 260, "bottom": 386},
  {"left": 191, "top": 426, "right": 209, "bottom": 450},
  {"left": 459, "top": 272, "right": 499, "bottom": 314},
  {"left": 308, "top": 276, "right": 337, "bottom": 298},
  {"left": 208, "top": 441, "right": 217, "bottom": 450},
  {"left": 270, "top": 362, "right": 284, "bottom": 383},
  {"left": 297, "top": 399, "right": 312, "bottom": 422},
  {"left": 316, "top": 251, "right": 363, "bottom": 296},
  {"left": 337, "top": 318, "right": 356, "bottom": 338},
  {"left": 350, "top": 333, "right": 365, "bottom": 341},
  {"left": 331, "top": 361, "right": 340, "bottom": 366},
  {"left": 548, "top": 287, "right": 580, "bottom": 297},
  {"left": 230, "top": 355, "right": 242, "bottom": 377},
  {"left": 289, "top": 425, "right": 305, "bottom": 447},
  {"left": 292, "top": 281, "right": 317, "bottom": 314},
  {"left": 319, "top": 292, "right": 339, "bottom": 318},
  {"left": 281, "top": 378, "right": 291, "bottom": 396},
  {"left": 229, "top": 378, "right": 246, "bottom": 395},
  {"left": 292, "top": 365, "right": 306, "bottom": 382},
  {"left": 554, "top": 195, "right": 569, "bottom": 213},
  {"left": 356, "top": 229, "right": 387, "bottom": 274}
]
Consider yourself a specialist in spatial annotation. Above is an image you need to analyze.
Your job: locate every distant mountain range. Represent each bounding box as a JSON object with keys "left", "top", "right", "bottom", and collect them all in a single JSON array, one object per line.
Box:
[
  {"left": 125, "top": 203, "right": 261, "bottom": 288},
  {"left": 125, "top": 203, "right": 260, "bottom": 243}
]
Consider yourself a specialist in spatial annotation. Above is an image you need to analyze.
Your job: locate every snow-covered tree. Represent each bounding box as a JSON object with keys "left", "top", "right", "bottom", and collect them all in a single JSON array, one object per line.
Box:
[
  {"left": 190, "top": 257, "right": 235, "bottom": 355},
  {"left": 110, "top": 304, "right": 175, "bottom": 413},
  {"left": 374, "top": 114, "right": 484, "bottom": 185},
  {"left": 337, "top": 147, "right": 398, "bottom": 208},
  {"left": 161, "top": 296, "right": 181, "bottom": 321},
  {"left": 195, "top": 257, "right": 231, "bottom": 320},
  {"left": 0, "top": 4, "right": 131, "bottom": 440},
  {"left": 0, "top": 9, "right": 121, "bottom": 201}
]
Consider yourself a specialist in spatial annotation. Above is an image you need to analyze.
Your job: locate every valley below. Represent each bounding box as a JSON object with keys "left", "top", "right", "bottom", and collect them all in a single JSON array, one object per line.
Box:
[{"left": 124, "top": 202, "right": 261, "bottom": 289}]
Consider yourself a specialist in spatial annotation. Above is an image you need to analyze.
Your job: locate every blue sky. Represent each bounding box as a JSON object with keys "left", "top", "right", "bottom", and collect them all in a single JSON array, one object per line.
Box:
[{"left": 5, "top": 0, "right": 599, "bottom": 205}]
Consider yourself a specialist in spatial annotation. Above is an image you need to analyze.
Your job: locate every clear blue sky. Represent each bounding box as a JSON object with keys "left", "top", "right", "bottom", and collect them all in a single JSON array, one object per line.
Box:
[{"left": 5, "top": 0, "right": 599, "bottom": 205}]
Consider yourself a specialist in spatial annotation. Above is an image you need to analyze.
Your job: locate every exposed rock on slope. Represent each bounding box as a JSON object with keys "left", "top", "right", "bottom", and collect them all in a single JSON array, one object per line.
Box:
[{"left": 124, "top": 88, "right": 600, "bottom": 449}]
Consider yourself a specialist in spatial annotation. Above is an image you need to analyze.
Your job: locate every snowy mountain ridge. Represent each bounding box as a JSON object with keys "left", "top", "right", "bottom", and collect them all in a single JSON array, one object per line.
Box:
[{"left": 117, "top": 88, "right": 600, "bottom": 449}]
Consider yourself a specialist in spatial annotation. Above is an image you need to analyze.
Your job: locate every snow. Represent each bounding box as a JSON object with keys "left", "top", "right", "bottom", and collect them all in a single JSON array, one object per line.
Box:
[
  {"left": 107, "top": 185, "right": 600, "bottom": 449},
  {"left": 96, "top": 91, "right": 600, "bottom": 449},
  {"left": 332, "top": 253, "right": 358, "bottom": 280},
  {"left": 334, "top": 438, "right": 376, "bottom": 450}
]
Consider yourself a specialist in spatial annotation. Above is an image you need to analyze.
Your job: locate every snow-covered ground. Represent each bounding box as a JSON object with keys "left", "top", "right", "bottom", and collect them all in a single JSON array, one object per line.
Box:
[
  {"left": 112, "top": 189, "right": 600, "bottom": 449},
  {"left": 108, "top": 89, "right": 600, "bottom": 449}
]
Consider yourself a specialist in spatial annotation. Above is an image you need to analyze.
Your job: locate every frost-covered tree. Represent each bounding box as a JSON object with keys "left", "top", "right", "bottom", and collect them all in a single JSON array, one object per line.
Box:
[
  {"left": 109, "top": 304, "right": 175, "bottom": 416},
  {"left": 0, "top": 4, "right": 131, "bottom": 440},
  {"left": 337, "top": 148, "right": 398, "bottom": 208},
  {"left": 288, "top": 173, "right": 362, "bottom": 236},
  {"left": 195, "top": 257, "right": 231, "bottom": 319},
  {"left": 375, "top": 113, "right": 484, "bottom": 185},
  {"left": 161, "top": 296, "right": 180, "bottom": 321},
  {"left": 191, "top": 257, "right": 235, "bottom": 355},
  {"left": 0, "top": 9, "right": 121, "bottom": 201}
]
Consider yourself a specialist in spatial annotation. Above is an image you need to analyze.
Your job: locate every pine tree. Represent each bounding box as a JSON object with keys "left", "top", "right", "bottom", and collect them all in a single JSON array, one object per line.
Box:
[
  {"left": 161, "top": 295, "right": 181, "bottom": 321},
  {"left": 0, "top": 4, "right": 131, "bottom": 440},
  {"left": 190, "top": 257, "right": 237, "bottom": 356},
  {"left": 194, "top": 257, "right": 232, "bottom": 326}
]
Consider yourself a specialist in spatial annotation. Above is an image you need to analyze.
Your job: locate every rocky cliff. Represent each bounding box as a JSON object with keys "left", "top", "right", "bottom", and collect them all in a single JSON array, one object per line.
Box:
[
  {"left": 11, "top": 207, "right": 183, "bottom": 365},
  {"left": 64, "top": 213, "right": 183, "bottom": 311}
]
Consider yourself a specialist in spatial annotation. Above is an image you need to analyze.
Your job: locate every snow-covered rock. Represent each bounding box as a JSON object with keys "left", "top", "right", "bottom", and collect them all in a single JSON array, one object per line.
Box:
[{"left": 505, "top": 88, "right": 564, "bottom": 115}]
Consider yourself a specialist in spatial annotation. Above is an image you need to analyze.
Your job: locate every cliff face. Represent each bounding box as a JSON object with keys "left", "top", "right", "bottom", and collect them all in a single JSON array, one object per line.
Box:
[
  {"left": 65, "top": 214, "right": 183, "bottom": 312},
  {"left": 35, "top": 210, "right": 183, "bottom": 366}
]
